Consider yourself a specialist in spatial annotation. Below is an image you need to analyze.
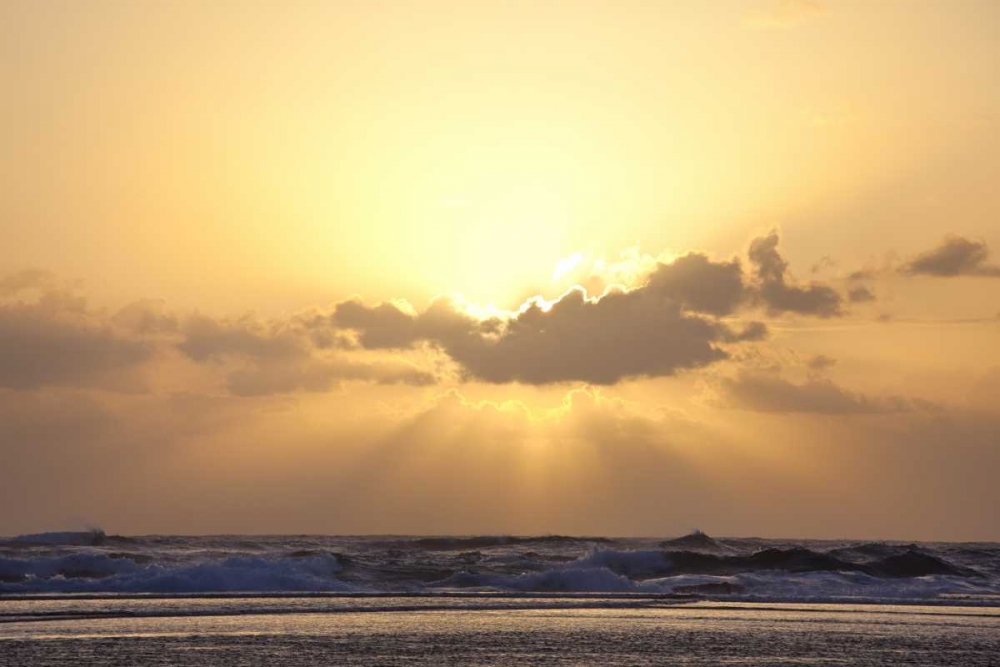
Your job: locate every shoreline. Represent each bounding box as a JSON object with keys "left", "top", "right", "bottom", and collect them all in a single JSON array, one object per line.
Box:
[{"left": 3, "top": 591, "right": 1000, "bottom": 607}]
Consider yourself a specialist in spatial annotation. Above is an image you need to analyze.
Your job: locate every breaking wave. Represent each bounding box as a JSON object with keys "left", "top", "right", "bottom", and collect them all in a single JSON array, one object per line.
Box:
[
  {"left": 0, "top": 552, "right": 349, "bottom": 593},
  {"left": 9, "top": 530, "right": 110, "bottom": 547},
  {"left": 660, "top": 530, "right": 734, "bottom": 553},
  {"left": 1, "top": 532, "right": 998, "bottom": 603}
]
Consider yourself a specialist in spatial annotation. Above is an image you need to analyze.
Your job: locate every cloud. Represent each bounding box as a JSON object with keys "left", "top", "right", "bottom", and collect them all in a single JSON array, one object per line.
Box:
[
  {"left": 331, "top": 233, "right": 856, "bottom": 385},
  {"left": 644, "top": 253, "right": 746, "bottom": 316},
  {"left": 450, "top": 289, "right": 745, "bottom": 384},
  {"left": 0, "top": 233, "right": 848, "bottom": 394},
  {"left": 0, "top": 271, "right": 435, "bottom": 397},
  {"left": 112, "top": 300, "right": 178, "bottom": 335},
  {"left": 848, "top": 268, "right": 878, "bottom": 281},
  {"left": 177, "top": 314, "right": 305, "bottom": 363},
  {"left": 176, "top": 312, "right": 435, "bottom": 395},
  {"left": 744, "top": 0, "right": 825, "bottom": 30},
  {"left": 333, "top": 299, "right": 428, "bottom": 349},
  {"left": 0, "top": 269, "right": 55, "bottom": 296},
  {"left": 719, "top": 371, "right": 919, "bottom": 415},
  {"left": 335, "top": 283, "right": 765, "bottom": 385},
  {"left": 748, "top": 231, "right": 843, "bottom": 317},
  {"left": 807, "top": 354, "right": 837, "bottom": 372},
  {"left": 901, "top": 235, "right": 1000, "bottom": 277},
  {"left": 0, "top": 290, "right": 152, "bottom": 391},
  {"left": 848, "top": 285, "right": 876, "bottom": 303},
  {"left": 225, "top": 358, "right": 435, "bottom": 396}
]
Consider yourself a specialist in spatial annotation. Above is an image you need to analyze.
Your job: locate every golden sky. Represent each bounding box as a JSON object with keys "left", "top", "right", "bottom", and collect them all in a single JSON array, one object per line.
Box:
[{"left": 1, "top": 0, "right": 999, "bottom": 539}]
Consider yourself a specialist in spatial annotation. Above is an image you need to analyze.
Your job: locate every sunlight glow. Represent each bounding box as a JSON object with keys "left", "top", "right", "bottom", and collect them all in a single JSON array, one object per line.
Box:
[{"left": 552, "top": 253, "right": 585, "bottom": 281}]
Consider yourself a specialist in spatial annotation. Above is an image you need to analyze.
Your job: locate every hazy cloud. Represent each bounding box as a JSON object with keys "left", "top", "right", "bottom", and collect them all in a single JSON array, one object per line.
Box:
[
  {"left": 177, "top": 312, "right": 435, "bottom": 395},
  {"left": 291, "top": 311, "right": 359, "bottom": 351},
  {"left": 178, "top": 314, "right": 304, "bottom": 363},
  {"left": 748, "top": 232, "right": 843, "bottom": 317},
  {"left": 848, "top": 285, "right": 876, "bottom": 303},
  {"left": 225, "top": 359, "right": 434, "bottom": 396},
  {"left": 807, "top": 354, "right": 837, "bottom": 372},
  {"left": 0, "top": 291, "right": 152, "bottom": 391},
  {"left": 848, "top": 268, "right": 878, "bottom": 281},
  {"left": 720, "top": 372, "right": 918, "bottom": 415},
  {"left": 0, "top": 269, "right": 55, "bottom": 296},
  {"left": 112, "top": 300, "right": 179, "bottom": 335},
  {"left": 901, "top": 236, "right": 1000, "bottom": 277},
  {"left": 0, "top": 273, "right": 435, "bottom": 397}
]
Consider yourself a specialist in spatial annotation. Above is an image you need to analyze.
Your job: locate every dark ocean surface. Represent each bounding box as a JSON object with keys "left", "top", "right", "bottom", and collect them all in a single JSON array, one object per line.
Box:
[
  {"left": 2, "top": 531, "right": 999, "bottom": 602},
  {"left": 3, "top": 532, "right": 1000, "bottom": 665}
]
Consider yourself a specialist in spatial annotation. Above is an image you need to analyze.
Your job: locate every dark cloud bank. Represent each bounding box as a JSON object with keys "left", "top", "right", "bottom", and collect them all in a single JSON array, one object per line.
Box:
[
  {"left": 17, "top": 230, "right": 1000, "bottom": 394},
  {"left": 332, "top": 231, "right": 846, "bottom": 385},
  {"left": 1, "top": 231, "right": 852, "bottom": 391}
]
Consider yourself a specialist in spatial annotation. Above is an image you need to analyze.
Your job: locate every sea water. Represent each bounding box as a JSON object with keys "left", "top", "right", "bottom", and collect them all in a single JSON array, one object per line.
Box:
[{"left": 3, "top": 532, "right": 1000, "bottom": 665}]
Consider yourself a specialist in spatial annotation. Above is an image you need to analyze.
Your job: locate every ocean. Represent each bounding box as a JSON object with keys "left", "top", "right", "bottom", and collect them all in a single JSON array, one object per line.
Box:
[{"left": 2, "top": 532, "right": 999, "bottom": 665}]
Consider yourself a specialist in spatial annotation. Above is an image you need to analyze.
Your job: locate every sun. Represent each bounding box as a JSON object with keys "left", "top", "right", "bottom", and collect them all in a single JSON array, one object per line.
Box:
[{"left": 433, "top": 183, "right": 574, "bottom": 308}]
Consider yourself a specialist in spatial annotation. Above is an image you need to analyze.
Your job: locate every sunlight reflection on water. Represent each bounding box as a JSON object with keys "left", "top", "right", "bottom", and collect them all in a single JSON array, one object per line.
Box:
[{"left": 2, "top": 600, "right": 999, "bottom": 666}]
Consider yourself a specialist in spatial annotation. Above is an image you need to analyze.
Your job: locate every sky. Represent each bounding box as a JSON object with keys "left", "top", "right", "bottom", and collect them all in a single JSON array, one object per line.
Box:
[{"left": 1, "top": 0, "right": 999, "bottom": 540}]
